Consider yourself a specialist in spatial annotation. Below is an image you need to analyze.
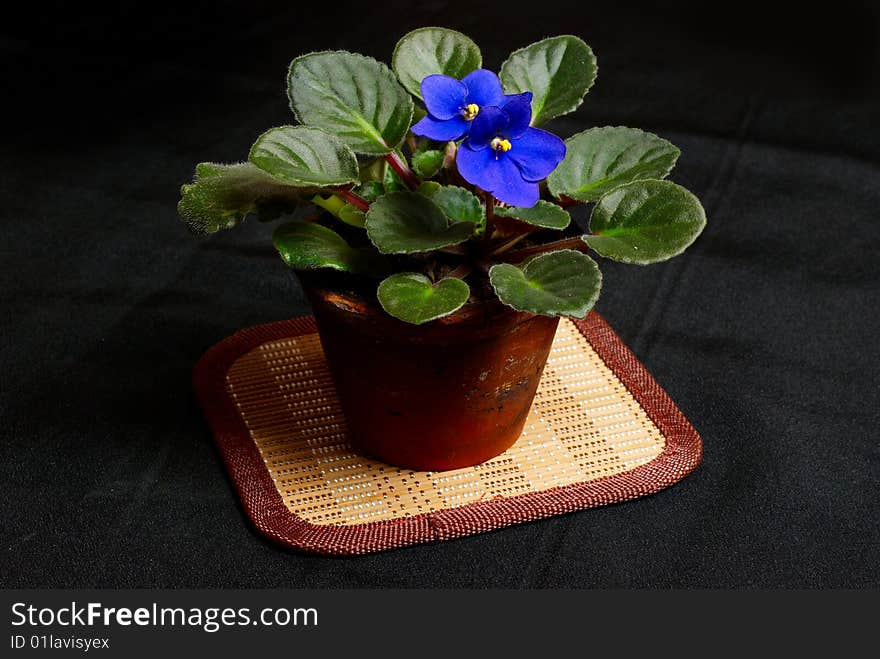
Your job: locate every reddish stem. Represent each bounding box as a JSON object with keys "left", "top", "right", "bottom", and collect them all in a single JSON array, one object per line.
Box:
[
  {"left": 439, "top": 244, "right": 468, "bottom": 255},
  {"left": 553, "top": 195, "right": 579, "bottom": 208},
  {"left": 489, "top": 232, "right": 531, "bottom": 256},
  {"left": 500, "top": 236, "right": 590, "bottom": 262},
  {"left": 446, "top": 263, "right": 473, "bottom": 280},
  {"left": 333, "top": 187, "right": 371, "bottom": 213},
  {"left": 482, "top": 190, "right": 496, "bottom": 243},
  {"left": 384, "top": 151, "right": 420, "bottom": 191}
]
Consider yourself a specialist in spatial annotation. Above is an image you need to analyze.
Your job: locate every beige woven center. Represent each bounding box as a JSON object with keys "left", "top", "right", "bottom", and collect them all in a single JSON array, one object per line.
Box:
[{"left": 226, "top": 319, "right": 665, "bottom": 526}]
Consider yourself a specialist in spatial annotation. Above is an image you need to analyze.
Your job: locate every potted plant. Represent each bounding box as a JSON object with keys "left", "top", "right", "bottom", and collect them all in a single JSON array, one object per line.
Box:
[{"left": 179, "top": 28, "right": 706, "bottom": 471}]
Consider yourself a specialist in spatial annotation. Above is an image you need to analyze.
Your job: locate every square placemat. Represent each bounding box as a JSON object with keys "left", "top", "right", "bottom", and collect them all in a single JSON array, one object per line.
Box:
[{"left": 193, "top": 312, "right": 702, "bottom": 555}]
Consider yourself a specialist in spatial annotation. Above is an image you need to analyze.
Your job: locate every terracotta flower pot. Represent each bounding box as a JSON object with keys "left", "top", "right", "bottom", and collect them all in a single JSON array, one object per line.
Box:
[{"left": 301, "top": 277, "right": 560, "bottom": 471}]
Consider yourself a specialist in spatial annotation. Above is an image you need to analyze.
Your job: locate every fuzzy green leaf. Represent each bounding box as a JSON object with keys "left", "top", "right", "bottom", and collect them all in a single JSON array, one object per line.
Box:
[
  {"left": 248, "top": 125, "right": 359, "bottom": 187},
  {"left": 416, "top": 181, "right": 442, "bottom": 198},
  {"left": 489, "top": 249, "right": 601, "bottom": 318},
  {"left": 432, "top": 185, "right": 485, "bottom": 226},
  {"left": 392, "top": 27, "right": 482, "bottom": 100},
  {"left": 273, "top": 222, "right": 387, "bottom": 276},
  {"left": 499, "top": 35, "right": 597, "bottom": 126},
  {"left": 178, "top": 162, "right": 305, "bottom": 234},
  {"left": 411, "top": 148, "right": 445, "bottom": 179},
  {"left": 288, "top": 51, "right": 413, "bottom": 155},
  {"left": 585, "top": 179, "right": 706, "bottom": 264},
  {"left": 548, "top": 127, "right": 680, "bottom": 202},
  {"left": 365, "top": 191, "right": 475, "bottom": 254},
  {"left": 383, "top": 160, "right": 408, "bottom": 193},
  {"left": 377, "top": 273, "right": 470, "bottom": 324},
  {"left": 358, "top": 159, "right": 386, "bottom": 184},
  {"left": 356, "top": 181, "right": 386, "bottom": 201},
  {"left": 494, "top": 200, "right": 570, "bottom": 230}
]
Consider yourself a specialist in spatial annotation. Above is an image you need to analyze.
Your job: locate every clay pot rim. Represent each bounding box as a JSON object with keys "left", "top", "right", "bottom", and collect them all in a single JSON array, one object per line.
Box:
[{"left": 304, "top": 282, "right": 531, "bottom": 327}]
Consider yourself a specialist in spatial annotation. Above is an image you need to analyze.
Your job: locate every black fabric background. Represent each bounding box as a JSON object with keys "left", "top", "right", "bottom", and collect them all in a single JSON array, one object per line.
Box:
[{"left": 2, "top": 2, "right": 878, "bottom": 588}]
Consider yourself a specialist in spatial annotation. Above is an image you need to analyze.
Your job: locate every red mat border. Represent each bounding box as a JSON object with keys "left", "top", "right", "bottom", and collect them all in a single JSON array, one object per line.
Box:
[{"left": 193, "top": 312, "right": 702, "bottom": 555}]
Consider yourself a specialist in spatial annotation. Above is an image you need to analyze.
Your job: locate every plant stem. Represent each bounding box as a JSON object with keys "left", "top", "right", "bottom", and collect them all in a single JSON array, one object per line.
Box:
[
  {"left": 553, "top": 195, "right": 578, "bottom": 208},
  {"left": 500, "top": 236, "right": 590, "bottom": 262},
  {"left": 384, "top": 151, "right": 420, "bottom": 191},
  {"left": 442, "top": 141, "right": 457, "bottom": 169},
  {"left": 333, "top": 188, "right": 371, "bottom": 213},
  {"left": 482, "top": 190, "right": 496, "bottom": 243},
  {"left": 439, "top": 244, "right": 468, "bottom": 255},
  {"left": 489, "top": 232, "right": 531, "bottom": 256},
  {"left": 301, "top": 210, "right": 324, "bottom": 223},
  {"left": 446, "top": 263, "right": 473, "bottom": 280}
]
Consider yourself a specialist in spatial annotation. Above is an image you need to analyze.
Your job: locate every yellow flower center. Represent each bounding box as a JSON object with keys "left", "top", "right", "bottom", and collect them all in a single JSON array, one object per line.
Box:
[
  {"left": 491, "top": 137, "right": 512, "bottom": 153},
  {"left": 461, "top": 103, "right": 480, "bottom": 120}
]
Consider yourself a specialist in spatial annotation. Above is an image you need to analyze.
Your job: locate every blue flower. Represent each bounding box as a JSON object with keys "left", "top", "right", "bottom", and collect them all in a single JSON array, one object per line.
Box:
[
  {"left": 456, "top": 94, "right": 566, "bottom": 207},
  {"left": 411, "top": 69, "right": 507, "bottom": 142}
]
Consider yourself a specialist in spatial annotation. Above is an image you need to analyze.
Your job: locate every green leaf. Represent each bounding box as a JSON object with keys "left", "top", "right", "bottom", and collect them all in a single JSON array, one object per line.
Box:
[
  {"left": 358, "top": 158, "right": 385, "bottom": 184},
  {"left": 392, "top": 27, "right": 482, "bottom": 100},
  {"left": 548, "top": 127, "right": 680, "bottom": 202},
  {"left": 248, "top": 125, "right": 359, "bottom": 187},
  {"left": 494, "top": 200, "right": 570, "bottom": 230},
  {"left": 365, "top": 191, "right": 475, "bottom": 254},
  {"left": 193, "top": 162, "right": 226, "bottom": 179},
  {"left": 585, "top": 179, "right": 706, "bottom": 264},
  {"left": 432, "top": 185, "right": 485, "bottom": 226},
  {"left": 377, "top": 273, "right": 470, "bottom": 324},
  {"left": 416, "top": 181, "right": 442, "bottom": 198},
  {"left": 383, "top": 160, "right": 407, "bottom": 193},
  {"left": 489, "top": 250, "right": 602, "bottom": 318},
  {"left": 356, "top": 181, "right": 386, "bottom": 201},
  {"left": 178, "top": 162, "right": 305, "bottom": 234},
  {"left": 411, "top": 148, "right": 444, "bottom": 179},
  {"left": 273, "top": 222, "right": 387, "bottom": 277},
  {"left": 499, "top": 35, "right": 597, "bottom": 126},
  {"left": 288, "top": 51, "right": 413, "bottom": 155}
]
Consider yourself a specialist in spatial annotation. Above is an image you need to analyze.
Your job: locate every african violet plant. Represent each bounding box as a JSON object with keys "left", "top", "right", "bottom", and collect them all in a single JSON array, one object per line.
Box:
[{"left": 179, "top": 28, "right": 706, "bottom": 325}]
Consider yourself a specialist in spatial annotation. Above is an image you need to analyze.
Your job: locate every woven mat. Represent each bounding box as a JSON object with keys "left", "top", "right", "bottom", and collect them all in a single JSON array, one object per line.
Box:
[{"left": 194, "top": 312, "right": 701, "bottom": 555}]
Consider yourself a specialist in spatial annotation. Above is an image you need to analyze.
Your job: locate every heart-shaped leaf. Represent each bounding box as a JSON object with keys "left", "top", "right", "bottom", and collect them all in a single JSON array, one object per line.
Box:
[
  {"left": 365, "top": 191, "right": 475, "bottom": 254},
  {"left": 377, "top": 273, "right": 470, "bottom": 324},
  {"left": 248, "top": 125, "right": 359, "bottom": 187},
  {"left": 489, "top": 249, "right": 602, "bottom": 318},
  {"left": 548, "top": 127, "right": 680, "bottom": 202},
  {"left": 392, "top": 27, "right": 482, "bottom": 100},
  {"left": 273, "top": 222, "right": 388, "bottom": 277},
  {"left": 288, "top": 51, "right": 413, "bottom": 155},
  {"left": 178, "top": 162, "right": 305, "bottom": 234},
  {"left": 585, "top": 179, "right": 706, "bottom": 264},
  {"left": 494, "top": 200, "right": 570, "bottom": 230},
  {"left": 499, "top": 35, "right": 597, "bottom": 126},
  {"left": 432, "top": 185, "right": 485, "bottom": 226}
]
